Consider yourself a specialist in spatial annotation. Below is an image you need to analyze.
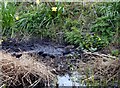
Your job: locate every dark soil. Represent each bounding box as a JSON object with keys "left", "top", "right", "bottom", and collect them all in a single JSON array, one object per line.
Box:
[
  {"left": 1, "top": 38, "right": 83, "bottom": 75},
  {"left": 1, "top": 38, "right": 119, "bottom": 87}
]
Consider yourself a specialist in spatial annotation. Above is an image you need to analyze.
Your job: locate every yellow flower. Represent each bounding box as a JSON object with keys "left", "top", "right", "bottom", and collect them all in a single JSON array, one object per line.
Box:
[
  {"left": 55, "top": 0, "right": 59, "bottom": 2},
  {"left": 36, "top": 0, "right": 40, "bottom": 5},
  {"left": 15, "top": 16, "right": 19, "bottom": 20},
  {"left": 52, "top": 7, "right": 57, "bottom": 12}
]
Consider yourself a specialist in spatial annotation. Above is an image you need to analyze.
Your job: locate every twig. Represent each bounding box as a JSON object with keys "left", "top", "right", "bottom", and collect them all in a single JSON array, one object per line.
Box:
[{"left": 83, "top": 50, "right": 116, "bottom": 59}]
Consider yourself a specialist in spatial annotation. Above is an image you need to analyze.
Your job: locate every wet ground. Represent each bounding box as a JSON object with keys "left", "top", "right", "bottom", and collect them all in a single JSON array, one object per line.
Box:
[
  {"left": 1, "top": 38, "right": 120, "bottom": 87},
  {"left": 57, "top": 71, "right": 85, "bottom": 86},
  {"left": 1, "top": 38, "right": 85, "bottom": 86},
  {"left": 2, "top": 38, "right": 81, "bottom": 56}
]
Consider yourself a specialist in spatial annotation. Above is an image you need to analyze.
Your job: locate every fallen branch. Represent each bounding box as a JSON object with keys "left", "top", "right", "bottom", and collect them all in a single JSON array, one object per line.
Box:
[{"left": 83, "top": 50, "right": 117, "bottom": 59}]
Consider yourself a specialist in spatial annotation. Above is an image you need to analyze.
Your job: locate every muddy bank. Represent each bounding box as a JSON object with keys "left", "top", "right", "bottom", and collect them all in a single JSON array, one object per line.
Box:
[
  {"left": 2, "top": 38, "right": 83, "bottom": 57},
  {"left": 2, "top": 38, "right": 84, "bottom": 74},
  {"left": 2, "top": 38, "right": 65, "bottom": 55},
  {"left": 1, "top": 38, "right": 85, "bottom": 87},
  {"left": 1, "top": 38, "right": 120, "bottom": 87}
]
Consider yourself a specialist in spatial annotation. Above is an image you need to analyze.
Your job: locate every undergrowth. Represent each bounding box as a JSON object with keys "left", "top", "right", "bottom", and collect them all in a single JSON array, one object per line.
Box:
[{"left": 1, "top": 2, "right": 120, "bottom": 54}]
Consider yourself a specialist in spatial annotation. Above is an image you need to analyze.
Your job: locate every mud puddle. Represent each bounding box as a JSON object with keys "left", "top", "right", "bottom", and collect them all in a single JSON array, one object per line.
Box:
[{"left": 57, "top": 71, "right": 85, "bottom": 87}]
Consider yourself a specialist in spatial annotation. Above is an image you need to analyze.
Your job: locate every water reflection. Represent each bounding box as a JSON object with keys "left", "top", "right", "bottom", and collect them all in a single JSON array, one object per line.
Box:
[{"left": 57, "top": 71, "right": 85, "bottom": 87}]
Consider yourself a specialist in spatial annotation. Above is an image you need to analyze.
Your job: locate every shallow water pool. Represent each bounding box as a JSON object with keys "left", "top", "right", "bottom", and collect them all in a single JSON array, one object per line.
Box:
[{"left": 57, "top": 71, "right": 85, "bottom": 87}]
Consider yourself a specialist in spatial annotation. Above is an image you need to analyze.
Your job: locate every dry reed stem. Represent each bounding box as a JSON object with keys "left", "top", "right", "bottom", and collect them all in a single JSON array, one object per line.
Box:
[
  {"left": 79, "top": 53, "right": 120, "bottom": 83},
  {"left": 0, "top": 51, "right": 54, "bottom": 87}
]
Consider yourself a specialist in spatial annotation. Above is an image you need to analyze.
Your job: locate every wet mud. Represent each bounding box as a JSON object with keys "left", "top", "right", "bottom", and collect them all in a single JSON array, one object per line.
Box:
[
  {"left": 1, "top": 38, "right": 83, "bottom": 75},
  {"left": 1, "top": 38, "right": 119, "bottom": 87}
]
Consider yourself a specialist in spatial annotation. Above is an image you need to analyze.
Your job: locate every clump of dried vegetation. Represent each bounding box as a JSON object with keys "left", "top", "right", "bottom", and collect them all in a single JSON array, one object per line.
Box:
[
  {"left": 0, "top": 51, "right": 54, "bottom": 88},
  {"left": 79, "top": 52, "right": 120, "bottom": 85},
  {"left": 94, "top": 58, "right": 120, "bottom": 83}
]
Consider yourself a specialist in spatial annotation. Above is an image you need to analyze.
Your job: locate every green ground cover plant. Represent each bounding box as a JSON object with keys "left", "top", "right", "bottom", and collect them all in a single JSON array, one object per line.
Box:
[{"left": 1, "top": 1, "right": 120, "bottom": 54}]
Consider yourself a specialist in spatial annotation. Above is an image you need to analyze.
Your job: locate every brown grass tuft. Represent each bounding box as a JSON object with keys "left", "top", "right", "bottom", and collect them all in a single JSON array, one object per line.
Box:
[
  {"left": 79, "top": 53, "right": 120, "bottom": 83},
  {"left": 0, "top": 51, "right": 54, "bottom": 87}
]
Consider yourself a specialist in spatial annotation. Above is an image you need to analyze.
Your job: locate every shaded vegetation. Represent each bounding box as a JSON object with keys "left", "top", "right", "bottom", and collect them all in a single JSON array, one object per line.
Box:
[{"left": 1, "top": 2, "right": 120, "bottom": 53}]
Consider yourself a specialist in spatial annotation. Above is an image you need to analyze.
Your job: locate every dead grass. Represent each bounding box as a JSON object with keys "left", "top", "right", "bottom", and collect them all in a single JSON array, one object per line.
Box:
[
  {"left": 0, "top": 51, "right": 54, "bottom": 87},
  {"left": 79, "top": 53, "right": 120, "bottom": 83},
  {"left": 94, "top": 59, "right": 120, "bottom": 82}
]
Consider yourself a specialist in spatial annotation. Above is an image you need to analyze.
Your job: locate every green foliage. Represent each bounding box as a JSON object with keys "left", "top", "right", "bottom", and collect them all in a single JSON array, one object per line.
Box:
[
  {"left": 0, "top": 3, "right": 2, "bottom": 29},
  {"left": 82, "top": 34, "right": 106, "bottom": 52},
  {"left": 64, "top": 3, "right": 116, "bottom": 52},
  {"left": 111, "top": 49, "right": 120, "bottom": 57},
  {"left": 16, "top": 3, "right": 65, "bottom": 39},
  {"left": 63, "top": 18, "right": 81, "bottom": 31},
  {"left": 1, "top": 2, "right": 120, "bottom": 53},
  {"left": 65, "top": 29, "right": 82, "bottom": 46},
  {"left": 1, "top": 2, "right": 16, "bottom": 37},
  {"left": 91, "top": 2, "right": 120, "bottom": 46},
  {"left": 91, "top": 16, "right": 115, "bottom": 44},
  {"left": 65, "top": 28, "right": 106, "bottom": 52}
]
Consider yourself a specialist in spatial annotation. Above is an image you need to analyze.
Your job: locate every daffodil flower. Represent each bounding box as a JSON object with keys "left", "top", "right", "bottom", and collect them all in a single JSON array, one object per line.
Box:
[
  {"left": 15, "top": 16, "right": 19, "bottom": 20},
  {"left": 52, "top": 7, "right": 57, "bottom": 12},
  {"left": 36, "top": 0, "right": 40, "bottom": 5}
]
